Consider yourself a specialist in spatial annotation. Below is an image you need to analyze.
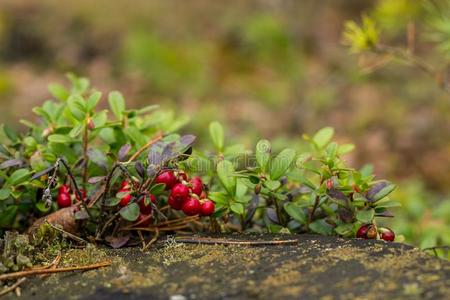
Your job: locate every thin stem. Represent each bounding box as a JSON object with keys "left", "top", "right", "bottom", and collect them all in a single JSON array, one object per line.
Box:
[
  {"left": 142, "top": 228, "right": 159, "bottom": 252},
  {"left": 126, "top": 132, "right": 163, "bottom": 163},
  {"left": 59, "top": 159, "right": 93, "bottom": 219},
  {"left": 273, "top": 197, "right": 284, "bottom": 227},
  {"left": 174, "top": 237, "right": 299, "bottom": 246},
  {"left": 45, "top": 220, "right": 88, "bottom": 244},
  {"left": 374, "top": 44, "right": 449, "bottom": 94},
  {"left": 308, "top": 195, "right": 320, "bottom": 225},
  {"left": 0, "top": 278, "right": 26, "bottom": 297},
  {"left": 82, "top": 120, "right": 89, "bottom": 184},
  {"left": 0, "top": 261, "right": 111, "bottom": 281}
]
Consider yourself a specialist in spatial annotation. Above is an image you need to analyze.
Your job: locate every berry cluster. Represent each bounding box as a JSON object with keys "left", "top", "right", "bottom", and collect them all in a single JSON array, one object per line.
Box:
[
  {"left": 356, "top": 224, "right": 395, "bottom": 242},
  {"left": 56, "top": 184, "right": 87, "bottom": 208},
  {"left": 155, "top": 171, "right": 215, "bottom": 216},
  {"left": 118, "top": 180, "right": 156, "bottom": 226}
]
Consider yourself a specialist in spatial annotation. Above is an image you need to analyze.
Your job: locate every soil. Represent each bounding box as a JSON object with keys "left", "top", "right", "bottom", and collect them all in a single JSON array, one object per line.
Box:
[{"left": 4, "top": 234, "right": 450, "bottom": 300}]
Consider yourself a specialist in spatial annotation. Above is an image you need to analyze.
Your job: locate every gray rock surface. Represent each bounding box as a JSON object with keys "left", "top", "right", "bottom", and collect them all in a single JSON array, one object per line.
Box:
[{"left": 5, "top": 234, "right": 450, "bottom": 300}]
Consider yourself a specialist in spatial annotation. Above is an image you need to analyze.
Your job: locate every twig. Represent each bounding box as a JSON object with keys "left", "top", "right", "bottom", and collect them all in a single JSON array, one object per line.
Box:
[
  {"left": 308, "top": 195, "right": 320, "bottom": 225},
  {"left": 0, "top": 278, "right": 26, "bottom": 297},
  {"left": 137, "top": 230, "right": 146, "bottom": 250},
  {"left": 39, "top": 252, "right": 61, "bottom": 279},
  {"left": 45, "top": 220, "right": 88, "bottom": 244},
  {"left": 142, "top": 228, "right": 159, "bottom": 252},
  {"left": 126, "top": 133, "right": 163, "bottom": 163},
  {"left": 32, "top": 252, "right": 61, "bottom": 271},
  {"left": 374, "top": 44, "right": 450, "bottom": 94},
  {"left": 123, "top": 224, "right": 189, "bottom": 232},
  {"left": 59, "top": 158, "right": 93, "bottom": 219},
  {"left": 96, "top": 212, "right": 120, "bottom": 240},
  {"left": 174, "top": 237, "right": 299, "bottom": 246},
  {"left": 0, "top": 261, "right": 112, "bottom": 282},
  {"left": 82, "top": 119, "right": 89, "bottom": 184}
]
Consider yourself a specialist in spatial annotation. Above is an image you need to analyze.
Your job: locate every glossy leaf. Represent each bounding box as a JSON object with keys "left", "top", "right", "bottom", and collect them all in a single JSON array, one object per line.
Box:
[
  {"left": 119, "top": 203, "right": 140, "bottom": 221},
  {"left": 256, "top": 139, "right": 271, "bottom": 172},
  {"left": 269, "top": 148, "right": 295, "bottom": 180},
  {"left": 209, "top": 121, "right": 224, "bottom": 151},
  {"left": 312, "top": 127, "right": 334, "bottom": 149},
  {"left": 217, "top": 160, "right": 236, "bottom": 196},
  {"left": 284, "top": 202, "right": 307, "bottom": 224}
]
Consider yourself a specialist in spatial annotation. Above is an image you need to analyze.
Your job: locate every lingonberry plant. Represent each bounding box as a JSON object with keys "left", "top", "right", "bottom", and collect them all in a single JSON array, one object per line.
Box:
[{"left": 0, "top": 74, "right": 399, "bottom": 248}]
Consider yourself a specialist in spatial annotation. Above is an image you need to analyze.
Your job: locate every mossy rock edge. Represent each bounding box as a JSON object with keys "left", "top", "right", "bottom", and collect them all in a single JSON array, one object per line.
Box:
[{"left": 5, "top": 234, "right": 450, "bottom": 300}]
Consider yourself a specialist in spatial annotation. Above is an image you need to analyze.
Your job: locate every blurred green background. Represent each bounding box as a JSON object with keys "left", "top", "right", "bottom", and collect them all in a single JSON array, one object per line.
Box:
[{"left": 0, "top": 0, "right": 449, "bottom": 251}]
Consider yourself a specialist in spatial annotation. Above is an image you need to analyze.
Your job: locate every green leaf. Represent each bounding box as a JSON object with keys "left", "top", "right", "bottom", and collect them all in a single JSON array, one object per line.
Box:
[
  {"left": 149, "top": 183, "right": 166, "bottom": 195},
  {"left": 269, "top": 148, "right": 296, "bottom": 180},
  {"left": 36, "top": 201, "right": 51, "bottom": 213},
  {"left": 7, "top": 169, "right": 31, "bottom": 185},
  {"left": 0, "top": 187, "right": 11, "bottom": 200},
  {"left": 284, "top": 202, "right": 307, "bottom": 224},
  {"left": 224, "top": 144, "right": 246, "bottom": 158},
  {"left": 47, "top": 134, "right": 74, "bottom": 144},
  {"left": 209, "top": 122, "right": 224, "bottom": 151},
  {"left": 338, "top": 144, "right": 355, "bottom": 155},
  {"left": 67, "top": 73, "right": 90, "bottom": 93},
  {"left": 375, "top": 200, "right": 401, "bottom": 209},
  {"left": 308, "top": 219, "right": 333, "bottom": 235},
  {"left": 217, "top": 160, "right": 236, "bottom": 196},
  {"left": 334, "top": 223, "right": 354, "bottom": 235},
  {"left": 67, "top": 95, "right": 87, "bottom": 120},
  {"left": 312, "top": 127, "right": 334, "bottom": 149},
  {"left": 86, "top": 91, "right": 102, "bottom": 111},
  {"left": 230, "top": 202, "right": 244, "bottom": 215},
  {"left": 105, "top": 197, "right": 122, "bottom": 207},
  {"left": 92, "top": 110, "right": 108, "bottom": 128},
  {"left": 69, "top": 124, "right": 83, "bottom": 138},
  {"left": 125, "top": 127, "right": 147, "bottom": 147},
  {"left": 99, "top": 128, "right": 116, "bottom": 144},
  {"left": 356, "top": 208, "right": 375, "bottom": 223},
  {"left": 264, "top": 180, "right": 281, "bottom": 191},
  {"left": 208, "top": 192, "right": 229, "bottom": 205},
  {"left": 326, "top": 142, "right": 338, "bottom": 161},
  {"left": 48, "top": 83, "right": 69, "bottom": 101},
  {"left": 87, "top": 148, "right": 108, "bottom": 169},
  {"left": 256, "top": 139, "right": 271, "bottom": 172},
  {"left": 372, "top": 183, "right": 396, "bottom": 202},
  {"left": 108, "top": 91, "right": 125, "bottom": 120},
  {"left": 0, "top": 205, "right": 18, "bottom": 227},
  {"left": 119, "top": 202, "right": 140, "bottom": 221}
]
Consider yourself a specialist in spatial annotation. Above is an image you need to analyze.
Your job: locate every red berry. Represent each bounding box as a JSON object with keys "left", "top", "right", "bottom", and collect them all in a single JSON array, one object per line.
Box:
[
  {"left": 178, "top": 171, "right": 188, "bottom": 182},
  {"left": 356, "top": 224, "right": 370, "bottom": 239},
  {"left": 200, "top": 200, "right": 215, "bottom": 216},
  {"left": 58, "top": 184, "right": 70, "bottom": 194},
  {"left": 182, "top": 198, "right": 201, "bottom": 216},
  {"left": 326, "top": 179, "right": 333, "bottom": 189},
  {"left": 155, "top": 171, "right": 178, "bottom": 190},
  {"left": 121, "top": 180, "right": 131, "bottom": 190},
  {"left": 137, "top": 213, "right": 152, "bottom": 226},
  {"left": 139, "top": 194, "right": 156, "bottom": 214},
  {"left": 168, "top": 195, "right": 183, "bottom": 210},
  {"left": 190, "top": 177, "right": 203, "bottom": 196},
  {"left": 170, "top": 183, "right": 190, "bottom": 202},
  {"left": 57, "top": 192, "right": 71, "bottom": 208},
  {"left": 379, "top": 227, "right": 395, "bottom": 242},
  {"left": 75, "top": 188, "right": 87, "bottom": 201},
  {"left": 118, "top": 189, "right": 132, "bottom": 207}
]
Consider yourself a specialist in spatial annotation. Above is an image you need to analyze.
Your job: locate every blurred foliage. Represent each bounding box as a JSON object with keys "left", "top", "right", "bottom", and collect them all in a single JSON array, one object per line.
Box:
[
  {"left": 0, "top": 0, "right": 448, "bottom": 253},
  {"left": 343, "top": 15, "right": 380, "bottom": 52}
]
